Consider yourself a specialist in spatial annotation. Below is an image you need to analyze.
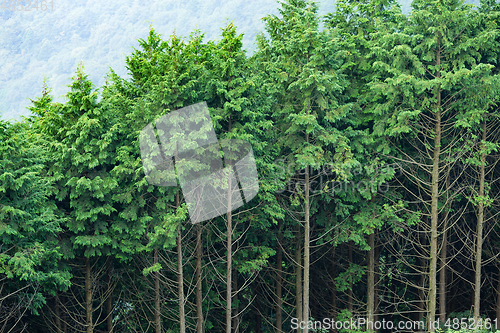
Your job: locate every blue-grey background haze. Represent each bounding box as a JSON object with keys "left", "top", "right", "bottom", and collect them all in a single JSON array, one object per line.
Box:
[{"left": 0, "top": 0, "right": 479, "bottom": 121}]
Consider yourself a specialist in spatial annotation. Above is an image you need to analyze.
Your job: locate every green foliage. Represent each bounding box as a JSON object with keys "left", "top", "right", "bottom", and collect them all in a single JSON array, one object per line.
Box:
[
  {"left": 0, "top": 119, "right": 70, "bottom": 317},
  {"left": 2, "top": 0, "right": 500, "bottom": 331},
  {"left": 335, "top": 264, "right": 365, "bottom": 291}
]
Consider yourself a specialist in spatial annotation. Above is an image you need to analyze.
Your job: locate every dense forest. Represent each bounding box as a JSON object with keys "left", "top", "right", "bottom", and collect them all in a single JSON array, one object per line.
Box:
[{"left": 2, "top": 0, "right": 500, "bottom": 332}]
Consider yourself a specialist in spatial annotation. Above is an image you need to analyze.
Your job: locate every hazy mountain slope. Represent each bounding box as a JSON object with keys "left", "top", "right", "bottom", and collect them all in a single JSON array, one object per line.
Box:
[{"left": 0, "top": 0, "right": 477, "bottom": 121}]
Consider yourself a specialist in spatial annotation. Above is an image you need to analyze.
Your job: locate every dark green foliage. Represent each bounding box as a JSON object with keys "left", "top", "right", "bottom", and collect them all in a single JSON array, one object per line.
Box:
[{"left": 0, "top": 119, "right": 70, "bottom": 330}]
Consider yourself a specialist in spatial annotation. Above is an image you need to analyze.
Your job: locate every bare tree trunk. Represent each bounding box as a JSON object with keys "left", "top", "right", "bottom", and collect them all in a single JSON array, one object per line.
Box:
[
  {"left": 303, "top": 163, "right": 311, "bottom": 333},
  {"left": 418, "top": 237, "right": 426, "bottom": 324},
  {"left": 474, "top": 120, "right": 487, "bottom": 321},
  {"left": 226, "top": 180, "right": 233, "bottom": 333},
  {"left": 255, "top": 281, "right": 262, "bottom": 333},
  {"left": 439, "top": 170, "right": 451, "bottom": 325},
  {"left": 367, "top": 233, "right": 375, "bottom": 328},
  {"left": 296, "top": 228, "right": 303, "bottom": 330},
  {"left": 496, "top": 267, "right": 500, "bottom": 322},
  {"left": 428, "top": 35, "right": 443, "bottom": 332},
  {"left": 154, "top": 249, "right": 161, "bottom": 333},
  {"left": 55, "top": 294, "right": 61, "bottom": 333},
  {"left": 176, "top": 192, "right": 186, "bottom": 333},
  {"left": 226, "top": 118, "right": 234, "bottom": 333},
  {"left": 348, "top": 242, "right": 353, "bottom": 314},
  {"left": 276, "top": 220, "right": 283, "bottom": 333},
  {"left": 196, "top": 224, "right": 203, "bottom": 333},
  {"left": 439, "top": 212, "right": 448, "bottom": 324},
  {"left": 62, "top": 295, "right": 67, "bottom": 333},
  {"left": 177, "top": 225, "right": 185, "bottom": 333},
  {"left": 233, "top": 269, "right": 239, "bottom": 333},
  {"left": 106, "top": 259, "right": 113, "bottom": 332},
  {"left": 85, "top": 257, "right": 93, "bottom": 333},
  {"left": 374, "top": 240, "right": 379, "bottom": 332},
  {"left": 330, "top": 246, "right": 337, "bottom": 333}
]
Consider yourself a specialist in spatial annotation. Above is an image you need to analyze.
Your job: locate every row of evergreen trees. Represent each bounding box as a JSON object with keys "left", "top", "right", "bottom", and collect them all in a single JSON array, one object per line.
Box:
[{"left": 2, "top": 0, "right": 500, "bottom": 332}]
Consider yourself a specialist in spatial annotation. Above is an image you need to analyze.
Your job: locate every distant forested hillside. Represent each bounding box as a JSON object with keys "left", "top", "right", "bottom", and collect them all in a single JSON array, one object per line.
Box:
[
  {"left": 0, "top": 0, "right": 479, "bottom": 121},
  {"left": 0, "top": 0, "right": 400, "bottom": 121}
]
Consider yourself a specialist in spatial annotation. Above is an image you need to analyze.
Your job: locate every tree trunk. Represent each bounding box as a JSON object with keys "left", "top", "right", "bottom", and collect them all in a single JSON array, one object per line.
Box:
[
  {"left": 439, "top": 211, "right": 448, "bottom": 324},
  {"left": 439, "top": 170, "right": 451, "bottom": 325},
  {"left": 348, "top": 241, "right": 353, "bottom": 314},
  {"left": 226, "top": 179, "right": 233, "bottom": 333},
  {"left": 177, "top": 225, "right": 185, "bottom": 333},
  {"left": 154, "top": 249, "right": 161, "bottom": 333},
  {"left": 496, "top": 267, "right": 500, "bottom": 322},
  {"left": 474, "top": 120, "right": 486, "bottom": 321},
  {"left": 303, "top": 163, "right": 311, "bottom": 333},
  {"left": 276, "top": 220, "right": 283, "bottom": 333},
  {"left": 418, "top": 240, "right": 426, "bottom": 324},
  {"left": 255, "top": 281, "right": 262, "bottom": 333},
  {"left": 428, "top": 37, "right": 441, "bottom": 331},
  {"left": 374, "top": 240, "right": 379, "bottom": 332},
  {"left": 62, "top": 295, "right": 67, "bottom": 333},
  {"left": 296, "top": 227, "right": 303, "bottom": 330},
  {"left": 196, "top": 224, "right": 203, "bottom": 333},
  {"left": 55, "top": 294, "right": 61, "bottom": 333},
  {"left": 177, "top": 191, "right": 186, "bottom": 333},
  {"left": 106, "top": 259, "right": 113, "bottom": 332},
  {"left": 330, "top": 246, "right": 337, "bottom": 333},
  {"left": 85, "top": 257, "right": 93, "bottom": 333},
  {"left": 233, "top": 269, "right": 239, "bottom": 333},
  {"left": 367, "top": 233, "right": 375, "bottom": 329}
]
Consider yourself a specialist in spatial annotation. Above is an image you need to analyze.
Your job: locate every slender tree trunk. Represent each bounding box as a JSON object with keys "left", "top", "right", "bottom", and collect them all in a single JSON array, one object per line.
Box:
[
  {"left": 428, "top": 38, "right": 442, "bottom": 332},
  {"left": 177, "top": 226, "right": 185, "bottom": 332},
  {"left": 196, "top": 224, "right": 203, "bottom": 333},
  {"left": 474, "top": 120, "right": 487, "bottom": 321},
  {"left": 106, "top": 296, "right": 112, "bottom": 332},
  {"left": 177, "top": 192, "right": 186, "bottom": 333},
  {"left": 233, "top": 269, "right": 239, "bottom": 333},
  {"left": 85, "top": 257, "right": 93, "bottom": 333},
  {"left": 348, "top": 241, "right": 353, "bottom": 314},
  {"left": 106, "top": 259, "right": 113, "bottom": 332},
  {"left": 62, "top": 295, "right": 67, "bottom": 333},
  {"left": 496, "top": 267, "right": 500, "bottom": 322},
  {"left": 226, "top": 118, "right": 233, "bottom": 333},
  {"left": 418, "top": 237, "right": 426, "bottom": 324},
  {"left": 330, "top": 246, "right": 337, "bottom": 333},
  {"left": 296, "top": 228, "right": 303, "bottom": 330},
  {"left": 55, "top": 294, "right": 61, "bottom": 333},
  {"left": 154, "top": 249, "right": 161, "bottom": 333},
  {"left": 226, "top": 179, "right": 233, "bottom": 333},
  {"left": 255, "top": 281, "right": 262, "bottom": 333},
  {"left": 439, "top": 210, "right": 448, "bottom": 324},
  {"left": 439, "top": 170, "right": 451, "bottom": 325},
  {"left": 374, "top": 240, "right": 379, "bottom": 332},
  {"left": 276, "top": 220, "right": 283, "bottom": 333},
  {"left": 303, "top": 163, "right": 311, "bottom": 333},
  {"left": 367, "top": 233, "right": 375, "bottom": 329}
]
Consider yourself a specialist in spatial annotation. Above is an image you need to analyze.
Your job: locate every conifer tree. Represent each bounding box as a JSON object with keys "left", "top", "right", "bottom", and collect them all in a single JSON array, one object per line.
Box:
[
  {"left": 256, "top": 1, "right": 354, "bottom": 331},
  {"left": 368, "top": 0, "right": 500, "bottom": 328},
  {"left": 0, "top": 118, "right": 70, "bottom": 332}
]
